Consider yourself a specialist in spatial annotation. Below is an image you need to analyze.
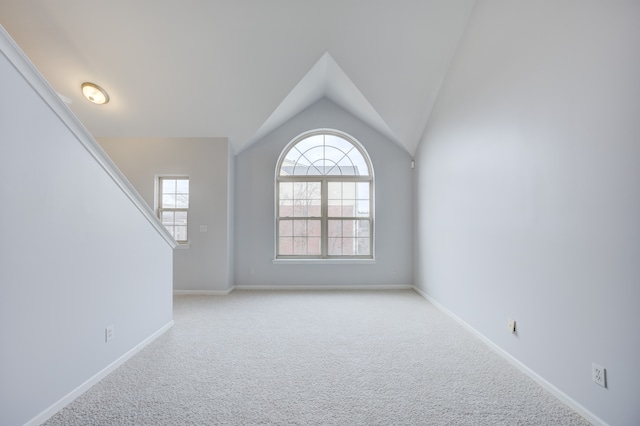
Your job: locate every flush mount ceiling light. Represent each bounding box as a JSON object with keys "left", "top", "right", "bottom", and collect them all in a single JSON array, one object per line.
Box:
[{"left": 81, "top": 82, "right": 109, "bottom": 105}]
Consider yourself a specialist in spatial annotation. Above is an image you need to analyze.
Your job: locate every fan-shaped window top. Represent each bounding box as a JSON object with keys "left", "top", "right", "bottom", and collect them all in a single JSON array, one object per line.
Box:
[{"left": 279, "top": 132, "right": 370, "bottom": 177}]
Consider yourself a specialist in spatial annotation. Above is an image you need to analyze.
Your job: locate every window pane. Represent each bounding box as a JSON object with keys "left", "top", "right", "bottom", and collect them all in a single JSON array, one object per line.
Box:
[
  {"left": 293, "top": 200, "right": 309, "bottom": 217},
  {"left": 342, "top": 238, "right": 355, "bottom": 255},
  {"left": 175, "top": 211, "right": 188, "bottom": 225},
  {"left": 294, "top": 134, "right": 324, "bottom": 156},
  {"left": 357, "top": 220, "right": 370, "bottom": 237},
  {"left": 176, "top": 194, "right": 189, "bottom": 208},
  {"left": 325, "top": 134, "right": 354, "bottom": 153},
  {"left": 328, "top": 237, "right": 342, "bottom": 256},
  {"left": 356, "top": 182, "right": 370, "bottom": 200},
  {"left": 293, "top": 237, "right": 307, "bottom": 255},
  {"left": 342, "top": 203, "right": 356, "bottom": 217},
  {"left": 308, "top": 182, "right": 321, "bottom": 200},
  {"left": 280, "top": 200, "right": 293, "bottom": 217},
  {"left": 328, "top": 182, "right": 341, "bottom": 199},
  {"left": 342, "top": 220, "right": 356, "bottom": 237},
  {"left": 308, "top": 220, "right": 321, "bottom": 237},
  {"left": 280, "top": 182, "right": 293, "bottom": 200},
  {"left": 279, "top": 237, "right": 293, "bottom": 255},
  {"left": 162, "top": 194, "right": 176, "bottom": 208},
  {"left": 304, "top": 146, "right": 325, "bottom": 170},
  {"left": 176, "top": 179, "right": 189, "bottom": 193},
  {"left": 174, "top": 226, "right": 187, "bottom": 241},
  {"left": 324, "top": 146, "right": 347, "bottom": 167},
  {"left": 328, "top": 220, "right": 342, "bottom": 237},
  {"left": 308, "top": 200, "right": 321, "bottom": 217},
  {"left": 175, "top": 195, "right": 188, "bottom": 208},
  {"left": 349, "top": 152, "right": 369, "bottom": 176},
  {"left": 293, "top": 182, "right": 307, "bottom": 199},
  {"left": 307, "top": 237, "right": 321, "bottom": 255},
  {"left": 162, "top": 179, "right": 176, "bottom": 194},
  {"left": 356, "top": 238, "right": 370, "bottom": 255},
  {"left": 279, "top": 220, "right": 293, "bottom": 237},
  {"left": 328, "top": 200, "right": 341, "bottom": 217},
  {"left": 293, "top": 220, "right": 307, "bottom": 237},
  {"left": 356, "top": 200, "right": 369, "bottom": 217},
  {"left": 161, "top": 211, "right": 174, "bottom": 225},
  {"left": 342, "top": 182, "right": 355, "bottom": 198}
]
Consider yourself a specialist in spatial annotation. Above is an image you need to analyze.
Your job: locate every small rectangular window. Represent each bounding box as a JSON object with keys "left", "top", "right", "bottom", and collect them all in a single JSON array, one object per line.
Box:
[{"left": 158, "top": 177, "right": 189, "bottom": 243}]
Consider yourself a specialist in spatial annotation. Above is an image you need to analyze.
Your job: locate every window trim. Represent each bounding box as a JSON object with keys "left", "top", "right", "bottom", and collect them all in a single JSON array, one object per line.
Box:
[
  {"left": 274, "top": 129, "right": 375, "bottom": 260},
  {"left": 156, "top": 175, "right": 190, "bottom": 245}
]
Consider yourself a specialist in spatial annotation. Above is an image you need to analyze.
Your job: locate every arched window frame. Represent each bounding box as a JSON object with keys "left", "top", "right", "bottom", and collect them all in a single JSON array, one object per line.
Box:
[{"left": 275, "top": 129, "right": 375, "bottom": 260}]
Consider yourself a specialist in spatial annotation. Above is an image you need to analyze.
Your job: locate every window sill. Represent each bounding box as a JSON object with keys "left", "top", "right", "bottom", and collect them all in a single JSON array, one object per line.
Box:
[
  {"left": 272, "top": 258, "right": 376, "bottom": 265},
  {"left": 175, "top": 243, "right": 190, "bottom": 250}
]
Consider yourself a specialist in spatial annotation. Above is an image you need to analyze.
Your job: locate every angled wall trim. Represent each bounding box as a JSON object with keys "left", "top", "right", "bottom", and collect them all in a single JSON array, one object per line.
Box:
[
  {"left": 0, "top": 25, "right": 177, "bottom": 249},
  {"left": 24, "top": 321, "right": 174, "bottom": 426},
  {"left": 411, "top": 287, "right": 608, "bottom": 426}
]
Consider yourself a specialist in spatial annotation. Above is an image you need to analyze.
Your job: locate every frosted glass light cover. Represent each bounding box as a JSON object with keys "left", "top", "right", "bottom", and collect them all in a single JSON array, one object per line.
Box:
[{"left": 81, "top": 82, "right": 109, "bottom": 104}]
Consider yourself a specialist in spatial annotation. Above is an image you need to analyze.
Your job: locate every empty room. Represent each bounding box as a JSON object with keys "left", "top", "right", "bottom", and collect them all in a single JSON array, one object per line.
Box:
[{"left": 1, "top": 1, "right": 638, "bottom": 425}]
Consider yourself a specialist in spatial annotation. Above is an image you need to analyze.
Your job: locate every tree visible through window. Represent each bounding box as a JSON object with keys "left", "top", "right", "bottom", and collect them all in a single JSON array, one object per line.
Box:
[
  {"left": 158, "top": 177, "right": 189, "bottom": 243},
  {"left": 276, "top": 131, "right": 373, "bottom": 259}
]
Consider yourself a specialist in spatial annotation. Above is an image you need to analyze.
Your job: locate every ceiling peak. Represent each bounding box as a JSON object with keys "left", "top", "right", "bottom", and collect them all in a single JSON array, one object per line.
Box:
[{"left": 241, "top": 52, "right": 401, "bottom": 154}]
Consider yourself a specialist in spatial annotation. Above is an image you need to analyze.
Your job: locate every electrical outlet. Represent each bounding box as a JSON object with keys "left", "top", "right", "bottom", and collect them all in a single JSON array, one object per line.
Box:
[
  {"left": 507, "top": 319, "right": 516, "bottom": 334},
  {"left": 592, "top": 363, "right": 606, "bottom": 388},
  {"left": 105, "top": 325, "right": 114, "bottom": 343}
]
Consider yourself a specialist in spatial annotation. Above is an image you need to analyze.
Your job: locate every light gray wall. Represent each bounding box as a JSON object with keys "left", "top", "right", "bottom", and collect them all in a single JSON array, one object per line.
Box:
[
  {"left": 235, "top": 98, "right": 413, "bottom": 287},
  {"left": 227, "top": 145, "right": 236, "bottom": 289},
  {"left": 414, "top": 1, "right": 640, "bottom": 425},
  {"left": 0, "top": 43, "right": 173, "bottom": 425},
  {"left": 98, "top": 137, "right": 233, "bottom": 292}
]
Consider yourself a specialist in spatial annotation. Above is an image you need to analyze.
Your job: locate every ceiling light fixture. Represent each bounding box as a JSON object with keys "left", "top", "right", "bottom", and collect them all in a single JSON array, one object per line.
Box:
[{"left": 81, "top": 82, "right": 109, "bottom": 105}]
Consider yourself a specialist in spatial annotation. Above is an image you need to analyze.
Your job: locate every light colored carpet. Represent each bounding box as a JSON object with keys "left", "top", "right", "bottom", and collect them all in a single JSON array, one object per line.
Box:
[{"left": 45, "top": 290, "right": 589, "bottom": 425}]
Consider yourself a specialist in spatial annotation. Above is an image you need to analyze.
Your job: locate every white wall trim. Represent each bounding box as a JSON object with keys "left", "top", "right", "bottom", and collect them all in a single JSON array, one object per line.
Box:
[
  {"left": 0, "top": 25, "right": 176, "bottom": 249},
  {"left": 411, "top": 286, "right": 608, "bottom": 426},
  {"left": 24, "top": 320, "right": 174, "bottom": 426},
  {"left": 174, "top": 289, "right": 235, "bottom": 296},
  {"left": 272, "top": 259, "right": 377, "bottom": 265},
  {"left": 235, "top": 284, "right": 413, "bottom": 291},
  {"left": 175, "top": 285, "right": 414, "bottom": 295}
]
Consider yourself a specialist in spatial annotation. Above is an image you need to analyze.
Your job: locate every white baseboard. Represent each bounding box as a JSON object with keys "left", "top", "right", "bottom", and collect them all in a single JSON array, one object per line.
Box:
[
  {"left": 410, "top": 286, "right": 607, "bottom": 426},
  {"left": 234, "top": 284, "right": 414, "bottom": 291},
  {"left": 174, "top": 286, "right": 413, "bottom": 296},
  {"left": 174, "top": 288, "right": 235, "bottom": 296},
  {"left": 25, "top": 320, "right": 174, "bottom": 426}
]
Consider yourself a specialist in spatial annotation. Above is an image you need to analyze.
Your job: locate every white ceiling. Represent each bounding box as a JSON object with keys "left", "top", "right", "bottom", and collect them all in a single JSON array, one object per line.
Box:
[{"left": 0, "top": 0, "right": 475, "bottom": 155}]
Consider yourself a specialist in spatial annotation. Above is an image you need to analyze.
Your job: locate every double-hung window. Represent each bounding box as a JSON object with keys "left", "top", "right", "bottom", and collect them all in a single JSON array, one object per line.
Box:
[
  {"left": 276, "top": 130, "right": 374, "bottom": 259},
  {"left": 158, "top": 177, "right": 189, "bottom": 243}
]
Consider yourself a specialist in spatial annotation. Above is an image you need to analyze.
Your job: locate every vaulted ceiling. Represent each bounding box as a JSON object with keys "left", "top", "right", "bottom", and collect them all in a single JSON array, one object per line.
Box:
[{"left": 0, "top": 0, "right": 475, "bottom": 155}]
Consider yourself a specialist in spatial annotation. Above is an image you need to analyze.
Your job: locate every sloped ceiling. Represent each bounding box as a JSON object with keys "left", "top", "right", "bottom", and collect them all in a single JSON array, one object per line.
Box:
[{"left": 0, "top": 0, "right": 475, "bottom": 155}]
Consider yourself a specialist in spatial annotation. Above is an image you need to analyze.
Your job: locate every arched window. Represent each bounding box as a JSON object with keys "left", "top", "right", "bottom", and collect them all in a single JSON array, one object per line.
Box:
[{"left": 276, "top": 130, "right": 374, "bottom": 259}]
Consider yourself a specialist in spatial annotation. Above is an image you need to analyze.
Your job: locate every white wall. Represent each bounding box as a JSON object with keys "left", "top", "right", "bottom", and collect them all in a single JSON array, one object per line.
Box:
[
  {"left": 0, "top": 36, "right": 173, "bottom": 425},
  {"left": 235, "top": 98, "right": 413, "bottom": 287},
  {"left": 99, "top": 137, "right": 233, "bottom": 292},
  {"left": 227, "top": 144, "right": 236, "bottom": 289},
  {"left": 414, "top": 1, "right": 640, "bottom": 425}
]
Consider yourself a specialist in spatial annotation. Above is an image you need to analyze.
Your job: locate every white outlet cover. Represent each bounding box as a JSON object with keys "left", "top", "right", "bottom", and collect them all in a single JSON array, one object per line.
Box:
[
  {"left": 105, "top": 325, "right": 114, "bottom": 343},
  {"left": 592, "top": 363, "right": 606, "bottom": 388},
  {"left": 507, "top": 319, "right": 516, "bottom": 333}
]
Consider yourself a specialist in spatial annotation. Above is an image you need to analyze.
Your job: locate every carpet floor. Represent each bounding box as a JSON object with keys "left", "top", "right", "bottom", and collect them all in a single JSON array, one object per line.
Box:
[{"left": 45, "top": 290, "right": 589, "bottom": 425}]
